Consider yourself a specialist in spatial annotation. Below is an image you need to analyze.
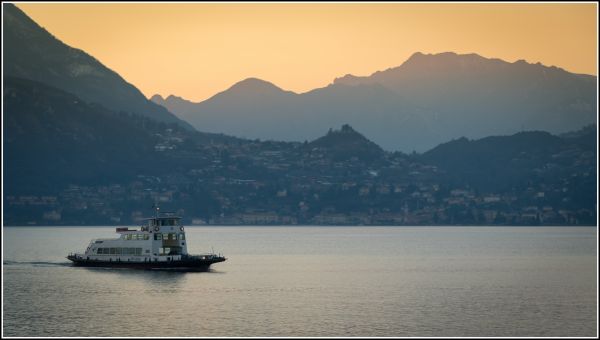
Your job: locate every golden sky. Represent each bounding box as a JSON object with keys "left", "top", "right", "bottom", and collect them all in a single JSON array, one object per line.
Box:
[{"left": 16, "top": 2, "right": 598, "bottom": 102}]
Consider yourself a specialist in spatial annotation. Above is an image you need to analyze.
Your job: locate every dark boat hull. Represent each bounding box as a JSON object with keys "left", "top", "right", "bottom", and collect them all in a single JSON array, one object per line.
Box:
[{"left": 66, "top": 255, "right": 226, "bottom": 271}]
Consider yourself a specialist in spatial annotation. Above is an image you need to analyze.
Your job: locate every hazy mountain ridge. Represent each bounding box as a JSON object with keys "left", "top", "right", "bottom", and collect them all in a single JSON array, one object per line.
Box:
[
  {"left": 422, "top": 131, "right": 565, "bottom": 190},
  {"left": 3, "top": 3, "right": 194, "bottom": 130},
  {"left": 3, "top": 73, "right": 596, "bottom": 225},
  {"left": 3, "top": 5, "right": 597, "bottom": 225},
  {"left": 419, "top": 126, "right": 596, "bottom": 209},
  {"left": 5, "top": 73, "right": 596, "bottom": 225},
  {"left": 4, "top": 75, "right": 245, "bottom": 197},
  {"left": 4, "top": 76, "right": 159, "bottom": 194},
  {"left": 154, "top": 51, "right": 596, "bottom": 152}
]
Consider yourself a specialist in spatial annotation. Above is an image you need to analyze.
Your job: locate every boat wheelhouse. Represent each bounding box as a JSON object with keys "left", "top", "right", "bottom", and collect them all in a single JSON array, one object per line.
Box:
[{"left": 67, "top": 211, "right": 226, "bottom": 270}]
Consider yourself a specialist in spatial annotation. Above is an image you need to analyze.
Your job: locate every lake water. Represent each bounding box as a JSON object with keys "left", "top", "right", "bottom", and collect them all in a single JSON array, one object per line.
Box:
[{"left": 2, "top": 226, "right": 597, "bottom": 337}]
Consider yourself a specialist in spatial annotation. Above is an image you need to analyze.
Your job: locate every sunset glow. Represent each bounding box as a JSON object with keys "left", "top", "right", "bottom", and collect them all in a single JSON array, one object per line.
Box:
[{"left": 16, "top": 2, "right": 598, "bottom": 102}]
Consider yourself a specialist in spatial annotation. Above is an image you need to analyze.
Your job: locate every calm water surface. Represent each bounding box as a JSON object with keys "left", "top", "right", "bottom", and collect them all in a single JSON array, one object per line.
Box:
[{"left": 2, "top": 226, "right": 597, "bottom": 337}]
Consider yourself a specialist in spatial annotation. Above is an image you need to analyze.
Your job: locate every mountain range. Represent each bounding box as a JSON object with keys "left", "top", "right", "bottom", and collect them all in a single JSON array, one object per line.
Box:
[
  {"left": 3, "top": 4, "right": 597, "bottom": 225},
  {"left": 4, "top": 70, "right": 596, "bottom": 225},
  {"left": 152, "top": 52, "right": 597, "bottom": 152},
  {"left": 3, "top": 3, "right": 193, "bottom": 131},
  {"left": 4, "top": 76, "right": 158, "bottom": 194}
]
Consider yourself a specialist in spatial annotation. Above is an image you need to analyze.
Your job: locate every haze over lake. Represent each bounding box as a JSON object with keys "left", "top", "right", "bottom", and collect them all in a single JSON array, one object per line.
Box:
[{"left": 3, "top": 226, "right": 597, "bottom": 337}]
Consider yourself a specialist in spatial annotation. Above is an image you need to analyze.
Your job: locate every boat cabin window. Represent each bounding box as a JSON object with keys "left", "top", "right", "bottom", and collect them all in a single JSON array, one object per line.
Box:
[
  {"left": 159, "top": 219, "right": 177, "bottom": 226},
  {"left": 154, "top": 233, "right": 162, "bottom": 240},
  {"left": 159, "top": 247, "right": 182, "bottom": 255},
  {"left": 96, "top": 247, "right": 143, "bottom": 256},
  {"left": 120, "top": 248, "right": 143, "bottom": 255}
]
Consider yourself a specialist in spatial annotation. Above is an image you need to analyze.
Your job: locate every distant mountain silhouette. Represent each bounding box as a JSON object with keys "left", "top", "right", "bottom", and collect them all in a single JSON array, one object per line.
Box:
[
  {"left": 559, "top": 123, "right": 597, "bottom": 151},
  {"left": 154, "top": 52, "right": 596, "bottom": 152},
  {"left": 223, "top": 77, "right": 294, "bottom": 97},
  {"left": 307, "top": 124, "right": 384, "bottom": 162},
  {"left": 4, "top": 75, "right": 239, "bottom": 196},
  {"left": 5, "top": 4, "right": 595, "bottom": 226},
  {"left": 419, "top": 127, "right": 597, "bottom": 194},
  {"left": 4, "top": 76, "right": 596, "bottom": 225},
  {"left": 4, "top": 76, "right": 159, "bottom": 194},
  {"left": 3, "top": 3, "right": 193, "bottom": 130},
  {"left": 156, "top": 77, "right": 299, "bottom": 142},
  {"left": 151, "top": 94, "right": 199, "bottom": 118}
]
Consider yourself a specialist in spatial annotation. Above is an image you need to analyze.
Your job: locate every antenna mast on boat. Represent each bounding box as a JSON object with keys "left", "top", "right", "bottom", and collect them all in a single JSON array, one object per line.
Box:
[{"left": 153, "top": 200, "right": 160, "bottom": 218}]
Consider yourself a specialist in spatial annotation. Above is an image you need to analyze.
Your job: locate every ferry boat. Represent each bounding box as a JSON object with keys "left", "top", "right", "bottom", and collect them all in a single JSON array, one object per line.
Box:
[{"left": 67, "top": 211, "right": 226, "bottom": 271}]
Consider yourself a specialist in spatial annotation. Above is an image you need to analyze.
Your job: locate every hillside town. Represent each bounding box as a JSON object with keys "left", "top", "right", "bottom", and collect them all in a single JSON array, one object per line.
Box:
[{"left": 5, "top": 125, "right": 596, "bottom": 226}]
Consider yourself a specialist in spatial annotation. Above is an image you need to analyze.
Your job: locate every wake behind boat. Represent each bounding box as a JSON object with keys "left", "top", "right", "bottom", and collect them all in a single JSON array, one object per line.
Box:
[{"left": 67, "top": 210, "right": 226, "bottom": 271}]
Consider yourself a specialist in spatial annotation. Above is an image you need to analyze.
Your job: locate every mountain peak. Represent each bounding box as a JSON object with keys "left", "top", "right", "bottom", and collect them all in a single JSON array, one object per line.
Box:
[
  {"left": 313, "top": 124, "right": 371, "bottom": 144},
  {"left": 400, "top": 51, "right": 490, "bottom": 69},
  {"left": 165, "top": 94, "right": 188, "bottom": 102},
  {"left": 406, "top": 51, "right": 457, "bottom": 62},
  {"left": 150, "top": 93, "right": 191, "bottom": 106},
  {"left": 228, "top": 77, "right": 285, "bottom": 93},
  {"left": 338, "top": 123, "right": 359, "bottom": 134},
  {"left": 308, "top": 124, "right": 384, "bottom": 161},
  {"left": 332, "top": 74, "right": 367, "bottom": 86},
  {"left": 150, "top": 94, "right": 164, "bottom": 102},
  {"left": 205, "top": 77, "right": 295, "bottom": 101},
  {"left": 333, "top": 51, "right": 491, "bottom": 86}
]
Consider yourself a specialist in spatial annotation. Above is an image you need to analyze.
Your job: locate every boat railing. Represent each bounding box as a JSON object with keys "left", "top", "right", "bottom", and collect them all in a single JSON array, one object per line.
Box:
[
  {"left": 67, "top": 252, "right": 83, "bottom": 259},
  {"left": 183, "top": 253, "right": 226, "bottom": 261},
  {"left": 91, "top": 237, "right": 118, "bottom": 243}
]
